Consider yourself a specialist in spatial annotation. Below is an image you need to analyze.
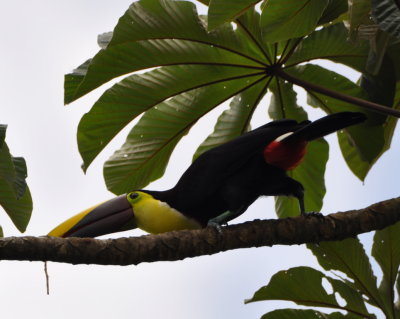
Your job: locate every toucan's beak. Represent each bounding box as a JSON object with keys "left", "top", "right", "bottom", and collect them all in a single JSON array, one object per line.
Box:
[{"left": 48, "top": 194, "right": 136, "bottom": 238}]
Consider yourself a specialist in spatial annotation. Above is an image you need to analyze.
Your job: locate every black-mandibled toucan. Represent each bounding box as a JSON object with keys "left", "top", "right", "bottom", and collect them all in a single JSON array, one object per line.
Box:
[{"left": 48, "top": 111, "right": 366, "bottom": 238}]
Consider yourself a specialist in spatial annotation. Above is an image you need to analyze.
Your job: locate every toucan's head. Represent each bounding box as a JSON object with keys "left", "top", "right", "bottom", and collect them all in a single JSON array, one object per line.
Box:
[{"left": 47, "top": 191, "right": 201, "bottom": 238}]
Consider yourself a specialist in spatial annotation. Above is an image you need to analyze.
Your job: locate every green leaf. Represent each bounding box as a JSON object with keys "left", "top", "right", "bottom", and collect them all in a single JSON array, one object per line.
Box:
[
  {"left": 0, "top": 225, "right": 3, "bottom": 237},
  {"left": 97, "top": 32, "right": 113, "bottom": 49},
  {"left": 64, "top": 59, "right": 91, "bottom": 104},
  {"left": 104, "top": 74, "right": 267, "bottom": 194},
  {"left": 0, "top": 142, "right": 28, "bottom": 199},
  {"left": 252, "top": 271, "right": 371, "bottom": 318},
  {"left": 379, "top": 82, "right": 400, "bottom": 156},
  {"left": 387, "top": 42, "right": 400, "bottom": 79},
  {"left": 260, "top": 0, "right": 329, "bottom": 43},
  {"left": 372, "top": 222, "right": 400, "bottom": 315},
  {"left": 247, "top": 266, "right": 371, "bottom": 318},
  {"left": 0, "top": 178, "right": 32, "bottom": 233},
  {"left": 268, "top": 80, "right": 328, "bottom": 218},
  {"left": 268, "top": 79, "right": 308, "bottom": 121},
  {"left": 11, "top": 157, "right": 28, "bottom": 199},
  {"left": 247, "top": 267, "right": 337, "bottom": 305},
  {"left": 337, "top": 66, "right": 395, "bottom": 179},
  {"left": 347, "top": 0, "right": 372, "bottom": 41},
  {"left": 308, "top": 238, "right": 383, "bottom": 309},
  {"left": 0, "top": 126, "right": 32, "bottom": 232},
  {"left": 361, "top": 53, "right": 397, "bottom": 107},
  {"left": 288, "top": 64, "right": 385, "bottom": 181},
  {"left": 68, "top": 38, "right": 262, "bottom": 104},
  {"left": 0, "top": 142, "right": 19, "bottom": 191},
  {"left": 207, "top": 0, "right": 260, "bottom": 30},
  {"left": 0, "top": 124, "right": 6, "bottom": 147},
  {"left": 260, "top": 309, "right": 343, "bottom": 319},
  {"left": 327, "top": 278, "right": 371, "bottom": 318},
  {"left": 372, "top": 0, "right": 400, "bottom": 40},
  {"left": 318, "top": 0, "right": 348, "bottom": 25},
  {"left": 65, "top": 0, "right": 265, "bottom": 104},
  {"left": 78, "top": 65, "right": 264, "bottom": 171},
  {"left": 193, "top": 76, "right": 271, "bottom": 160},
  {"left": 285, "top": 23, "right": 368, "bottom": 72},
  {"left": 236, "top": 7, "right": 274, "bottom": 63},
  {"left": 365, "top": 30, "right": 390, "bottom": 75}
]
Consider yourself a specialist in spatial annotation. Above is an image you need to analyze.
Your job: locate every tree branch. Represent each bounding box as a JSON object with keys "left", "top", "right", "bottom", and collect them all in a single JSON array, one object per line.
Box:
[{"left": 1, "top": 197, "right": 399, "bottom": 266}]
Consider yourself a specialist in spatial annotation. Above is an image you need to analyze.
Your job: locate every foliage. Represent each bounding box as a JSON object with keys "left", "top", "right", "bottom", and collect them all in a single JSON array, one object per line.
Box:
[
  {"left": 65, "top": 0, "right": 399, "bottom": 220},
  {"left": 64, "top": 0, "right": 400, "bottom": 317},
  {"left": 0, "top": 125, "right": 32, "bottom": 235},
  {"left": 247, "top": 222, "right": 400, "bottom": 318}
]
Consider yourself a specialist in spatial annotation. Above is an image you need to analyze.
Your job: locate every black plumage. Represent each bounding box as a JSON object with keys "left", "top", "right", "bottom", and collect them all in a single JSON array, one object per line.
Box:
[{"left": 144, "top": 112, "right": 367, "bottom": 226}]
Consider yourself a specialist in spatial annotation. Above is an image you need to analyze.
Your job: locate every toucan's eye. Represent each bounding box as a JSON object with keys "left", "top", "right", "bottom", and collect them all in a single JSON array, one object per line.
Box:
[{"left": 129, "top": 192, "right": 139, "bottom": 200}]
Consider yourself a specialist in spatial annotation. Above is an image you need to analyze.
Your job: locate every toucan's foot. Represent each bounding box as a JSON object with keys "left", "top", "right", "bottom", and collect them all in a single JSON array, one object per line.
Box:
[
  {"left": 303, "top": 211, "right": 323, "bottom": 218},
  {"left": 207, "top": 220, "right": 223, "bottom": 234}
]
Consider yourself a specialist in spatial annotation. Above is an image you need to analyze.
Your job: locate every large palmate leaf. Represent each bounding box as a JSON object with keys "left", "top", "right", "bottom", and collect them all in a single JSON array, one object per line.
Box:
[
  {"left": 78, "top": 65, "right": 265, "bottom": 170},
  {"left": 260, "top": 0, "right": 329, "bottom": 43},
  {"left": 74, "top": 0, "right": 276, "bottom": 173},
  {"left": 104, "top": 74, "right": 267, "bottom": 194},
  {"left": 247, "top": 266, "right": 373, "bottom": 318},
  {"left": 65, "top": 0, "right": 265, "bottom": 104},
  {"left": 247, "top": 267, "right": 337, "bottom": 306},
  {"left": 308, "top": 238, "right": 383, "bottom": 309},
  {"left": 268, "top": 80, "right": 328, "bottom": 217}
]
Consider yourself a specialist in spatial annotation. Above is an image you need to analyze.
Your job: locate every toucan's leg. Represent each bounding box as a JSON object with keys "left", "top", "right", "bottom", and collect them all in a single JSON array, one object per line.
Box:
[
  {"left": 207, "top": 207, "right": 246, "bottom": 232},
  {"left": 296, "top": 190, "right": 306, "bottom": 215},
  {"left": 268, "top": 176, "right": 321, "bottom": 217},
  {"left": 272, "top": 176, "right": 306, "bottom": 216},
  {"left": 293, "top": 182, "right": 323, "bottom": 218}
]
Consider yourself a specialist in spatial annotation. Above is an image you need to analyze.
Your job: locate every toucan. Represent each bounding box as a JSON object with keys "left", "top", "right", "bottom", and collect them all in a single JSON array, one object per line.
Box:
[{"left": 48, "top": 111, "right": 366, "bottom": 238}]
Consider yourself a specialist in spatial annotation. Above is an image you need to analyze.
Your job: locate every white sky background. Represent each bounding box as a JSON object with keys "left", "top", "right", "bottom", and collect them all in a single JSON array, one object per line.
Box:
[{"left": 0, "top": 1, "right": 398, "bottom": 318}]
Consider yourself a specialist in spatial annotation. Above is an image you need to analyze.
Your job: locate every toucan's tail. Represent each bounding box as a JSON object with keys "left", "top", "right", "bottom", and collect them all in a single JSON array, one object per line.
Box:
[{"left": 282, "top": 112, "right": 366, "bottom": 143}]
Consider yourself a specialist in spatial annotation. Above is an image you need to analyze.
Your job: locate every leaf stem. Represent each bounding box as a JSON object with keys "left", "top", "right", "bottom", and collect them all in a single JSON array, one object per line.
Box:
[{"left": 275, "top": 68, "right": 400, "bottom": 118}]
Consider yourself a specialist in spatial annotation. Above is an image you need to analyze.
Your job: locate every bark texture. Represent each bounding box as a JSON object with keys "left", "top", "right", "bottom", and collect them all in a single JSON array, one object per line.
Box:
[{"left": 0, "top": 197, "right": 399, "bottom": 266}]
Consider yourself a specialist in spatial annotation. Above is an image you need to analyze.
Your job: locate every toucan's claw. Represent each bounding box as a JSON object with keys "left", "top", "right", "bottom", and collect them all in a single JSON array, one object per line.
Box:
[
  {"left": 303, "top": 211, "right": 324, "bottom": 218},
  {"left": 207, "top": 220, "right": 223, "bottom": 234}
]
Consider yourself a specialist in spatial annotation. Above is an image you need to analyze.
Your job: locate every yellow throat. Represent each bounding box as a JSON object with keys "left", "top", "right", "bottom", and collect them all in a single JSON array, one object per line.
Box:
[{"left": 129, "top": 191, "right": 201, "bottom": 234}]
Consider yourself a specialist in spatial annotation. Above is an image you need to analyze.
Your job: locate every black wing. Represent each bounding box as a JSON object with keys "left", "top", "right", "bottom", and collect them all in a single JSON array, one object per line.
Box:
[{"left": 172, "top": 119, "right": 304, "bottom": 208}]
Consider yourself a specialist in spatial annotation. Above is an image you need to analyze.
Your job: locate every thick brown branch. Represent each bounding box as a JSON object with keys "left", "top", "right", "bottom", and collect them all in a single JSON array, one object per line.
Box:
[{"left": 0, "top": 197, "right": 399, "bottom": 265}]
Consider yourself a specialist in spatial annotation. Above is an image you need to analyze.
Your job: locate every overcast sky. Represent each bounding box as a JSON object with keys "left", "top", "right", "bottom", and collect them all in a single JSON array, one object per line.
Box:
[{"left": 0, "top": 1, "right": 398, "bottom": 318}]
